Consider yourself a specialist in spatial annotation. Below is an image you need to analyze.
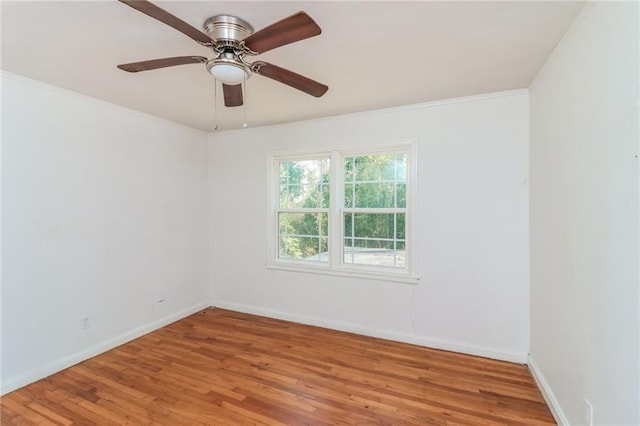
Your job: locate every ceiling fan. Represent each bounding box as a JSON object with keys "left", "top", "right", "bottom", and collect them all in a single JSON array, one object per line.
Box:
[{"left": 116, "top": 0, "right": 328, "bottom": 107}]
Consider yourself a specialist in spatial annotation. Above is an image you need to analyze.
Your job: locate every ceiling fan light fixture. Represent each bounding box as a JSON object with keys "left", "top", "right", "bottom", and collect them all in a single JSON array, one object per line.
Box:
[
  {"left": 209, "top": 63, "right": 247, "bottom": 84},
  {"left": 206, "top": 56, "right": 250, "bottom": 85}
]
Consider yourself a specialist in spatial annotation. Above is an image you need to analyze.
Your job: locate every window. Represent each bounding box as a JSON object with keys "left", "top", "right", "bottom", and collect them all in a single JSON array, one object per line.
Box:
[{"left": 268, "top": 141, "right": 417, "bottom": 284}]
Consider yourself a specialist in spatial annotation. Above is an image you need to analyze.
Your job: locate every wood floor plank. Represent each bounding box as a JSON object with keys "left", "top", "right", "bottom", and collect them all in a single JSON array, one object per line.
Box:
[{"left": 0, "top": 308, "right": 556, "bottom": 425}]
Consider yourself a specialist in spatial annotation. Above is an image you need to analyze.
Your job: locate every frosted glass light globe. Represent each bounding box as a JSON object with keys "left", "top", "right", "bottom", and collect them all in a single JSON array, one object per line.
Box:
[{"left": 209, "top": 63, "right": 248, "bottom": 85}]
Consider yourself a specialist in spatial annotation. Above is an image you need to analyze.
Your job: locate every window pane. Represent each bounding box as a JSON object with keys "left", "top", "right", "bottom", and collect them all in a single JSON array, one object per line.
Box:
[
  {"left": 352, "top": 154, "right": 396, "bottom": 182},
  {"left": 279, "top": 184, "right": 299, "bottom": 208},
  {"left": 354, "top": 182, "right": 395, "bottom": 208},
  {"left": 279, "top": 158, "right": 330, "bottom": 208},
  {"left": 344, "top": 153, "right": 407, "bottom": 208},
  {"left": 397, "top": 213, "right": 405, "bottom": 240},
  {"left": 344, "top": 183, "right": 353, "bottom": 208},
  {"left": 279, "top": 161, "right": 298, "bottom": 184},
  {"left": 280, "top": 184, "right": 328, "bottom": 208},
  {"left": 344, "top": 157, "right": 354, "bottom": 182},
  {"left": 396, "top": 183, "right": 407, "bottom": 208},
  {"left": 344, "top": 212, "right": 353, "bottom": 237},
  {"left": 279, "top": 212, "right": 328, "bottom": 237},
  {"left": 278, "top": 212, "right": 328, "bottom": 262},
  {"left": 342, "top": 213, "right": 406, "bottom": 268},
  {"left": 306, "top": 183, "right": 328, "bottom": 209},
  {"left": 395, "top": 153, "right": 407, "bottom": 180},
  {"left": 352, "top": 213, "right": 395, "bottom": 239},
  {"left": 343, "top": 240, "right": 404, "bottom": 267},
  {"left": 279, "top": 236, "right": 327, "bottom": 260}
]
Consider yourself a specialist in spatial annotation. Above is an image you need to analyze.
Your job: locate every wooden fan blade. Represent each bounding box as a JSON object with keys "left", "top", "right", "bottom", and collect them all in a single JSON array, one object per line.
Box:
[
  {"left": 242, "top": 11, "right": 321, "bottom": 54},
  {"left": 119, "top": 0, "right": 213, "bottom": 45},
  {"left": 223, "top": 84, "right": 243, "bottom": 107},
  {"left": 255, "top": 63, "right": 328, "bottom": 97},
  {"left": 117, "top": 56, "right": 207, "bottom": 72}
]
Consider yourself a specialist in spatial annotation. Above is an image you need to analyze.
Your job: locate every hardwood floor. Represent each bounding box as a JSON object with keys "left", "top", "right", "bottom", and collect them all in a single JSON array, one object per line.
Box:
[{"left": 1, "top": 308, "right": 555, "bottom": 425}]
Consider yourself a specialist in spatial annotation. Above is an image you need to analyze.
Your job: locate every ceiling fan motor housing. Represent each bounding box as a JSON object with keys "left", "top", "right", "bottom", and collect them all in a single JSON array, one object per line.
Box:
[{"left": 203, "top": 15, "right": 254, "bottom": 43}]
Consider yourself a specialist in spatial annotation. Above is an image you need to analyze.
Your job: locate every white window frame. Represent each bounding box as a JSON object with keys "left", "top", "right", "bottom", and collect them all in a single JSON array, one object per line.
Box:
[{"left": 267, "top": 140, "right": 418, "bottom": 284}]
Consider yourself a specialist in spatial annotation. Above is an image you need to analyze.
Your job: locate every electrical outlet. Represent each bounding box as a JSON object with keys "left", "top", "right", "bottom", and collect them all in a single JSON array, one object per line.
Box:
[
  {"left": 155, "top": 291, "right": 165, "bottom": 303},
  {"left": 584, "top": 399, "right": 593, "bottom": 426},
  {"left": 81, "top": 316, "right": 91, "bottom": 330}
]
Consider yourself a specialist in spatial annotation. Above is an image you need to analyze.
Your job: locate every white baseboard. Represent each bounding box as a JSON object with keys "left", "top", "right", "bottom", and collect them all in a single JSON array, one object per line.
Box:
[
  {"left": 0, "top": 301, "right": 210, "bottom": 396},
  {"left": 528, "top": 355, "right": 567, "bottom": 425},
  {"left": 211, "top": 300, "right": 528, "bottom": 364},
  {"left": 1, "top": 299, "right": 530, "bottom": 396}
]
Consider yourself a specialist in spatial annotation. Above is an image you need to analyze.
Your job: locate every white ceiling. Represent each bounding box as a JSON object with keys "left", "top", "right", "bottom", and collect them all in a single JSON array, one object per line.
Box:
[{"left": 1, "top": 1, "right": 584, "bottom": 131}]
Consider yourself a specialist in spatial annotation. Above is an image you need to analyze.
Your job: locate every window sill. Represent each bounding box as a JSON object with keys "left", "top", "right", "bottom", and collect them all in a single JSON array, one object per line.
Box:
[{"left": 265, "top": 262, "right": 419, "bottom": 285}]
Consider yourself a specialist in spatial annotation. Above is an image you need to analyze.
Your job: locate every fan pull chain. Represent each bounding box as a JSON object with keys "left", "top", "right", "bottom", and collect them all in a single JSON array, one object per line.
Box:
[
  {"left": 213, "top": 80, "right": 219, "bottom": 131},
  {"left": 242, "top": 74, "right": 248, "bottom": 129}
]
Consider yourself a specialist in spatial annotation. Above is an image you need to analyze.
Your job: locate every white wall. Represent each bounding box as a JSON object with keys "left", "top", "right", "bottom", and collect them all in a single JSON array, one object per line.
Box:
[
  {"left": 209, "top": 91, "right": 530, "bottom": 362},
  {"left": 529, "top": 2, "right": 639, "bottom": 425},
  {"left": 0, "top": 73, "right": 210, "bottom": 393}
]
